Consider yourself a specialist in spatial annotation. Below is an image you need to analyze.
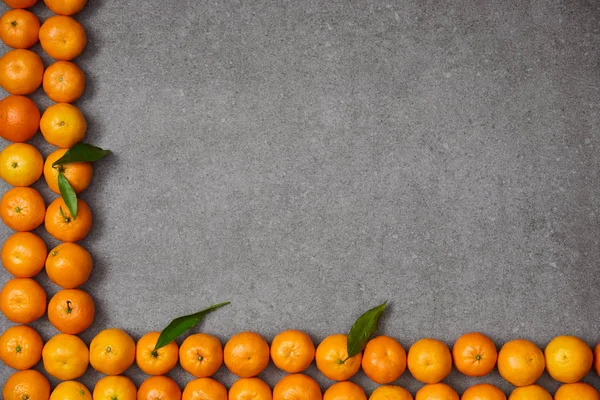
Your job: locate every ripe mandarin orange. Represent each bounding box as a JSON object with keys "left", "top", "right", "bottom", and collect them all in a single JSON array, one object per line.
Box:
[
  {"left": 362, "top": 335, "right": 406, "bottom": 384},
  {"left": 554, "top": 383, "right": 600, "bottom": 400},
  {"left": 3, "top": 0, "right": 38, "bottom": 8},
  {"left": 182, "top": 378, "right": 227, "bottom": 400},
  {"left": 0, "top": 49, "right": 43, "bottom": 94},
  {"left": 415, "top": 383, "right": 459, "bottom": 400},
  {"left": 3, "top": 370, "right": 50, "bottom": 400},
  {"left": 407, "top": 338, "right": 452, "bottom": 384},
  {"left": 43, "top": 60, "right": 85, "bottom": 103},
  {"left": 0, "top": 143, "right": 43, "bottom": 186},
  {"left": 315, "top": 334, "right": 362, "bottom": 381},
  {"left": 44, "top": 0, "right": 87, "bottom": 16},
  {"left": 0, "top": 95, "right": 40, "bottom": 142},
  {"left": 369, "top": 386, "right": 413, "bottom": 400},
  {"left": 93, "top": 375, "right": 137, "bottom": 400},
  {"left": 89, "top": 328, "right": 136, "bottom": 375},
  {"left": 137, "top": 376, "right": 181, "bottom": 400},
  {"left": 45, "top": 196, "right": 92, "bottom": 242},
  {"left": 42, "top": 333, "right": 89, "bottom": 380},
  {"left": 323, "top": 381, "right": 366, "bottom": 400},
  {"left": 507, "top": 385, "right": 551, "bottom": 400},
  {"left": 45, "top": 242, "right": 93, "bottom": 288},
  {"left": 1, "top": 231, "right": 47, "bottom": 277},
  {"left": 461, "top": 384, "right": 506, "bottom": 400},
  {"left": 40, "top": 103, "right": 86, "bottom": 147},
  {"left": 271, "top": 329, "right": 315, "bottom": 373},
  {"left": 544, "top": 335, "right": 593, "bottom": 383},
  {"left": 0, "top": 9, "right": 39, "bottom": 48},
  {"left": 179, "top": 333, "right": 223, "bottom": 378},
  {"left": 136, "top": 331, "right": 179, "bottom": 375},
  {"left": 497, "top": 339, "right": 544, "bottom": 387},
  {"left": 44, "top": 148, "right": 93, "bottom": 194},
  {"left": 39, "top": 15, "right": 86, "bottom": 61},
  {"left": 595, "top": 344, "right": 600, "bottom": 376},
  {"left": 47, "top": 288, "right": 95, "bottom": 334},
  {"left": 0, "top": 277, "right": 46, "bottom": 323},
  {"left": 50, "top": 381, "right": 92, "bottom": 400},
  {"left": 0, "top": 187, "right": 45, "bottom": 231},
  {"left": 273, "top": 374, "right": 322, "bottom": 400},
  {"left": 224, "top": 331, "right": 270, "bottom": 378},
  {"left": 229, "top": 378, "right": 272, "bottom": 400},
  {"left": 452, "top": 332, "right": 497, "bottom": 377},
  {"left": 0, "top": 324, "right": 43, "bottom": 370}
]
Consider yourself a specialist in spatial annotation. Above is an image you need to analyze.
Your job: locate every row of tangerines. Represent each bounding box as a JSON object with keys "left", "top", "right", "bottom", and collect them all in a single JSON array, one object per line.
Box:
[
  {"left": 3, "top": 328, "right": 600, "bottom": 400},
  {"left": 0, "top": 1, "right": 99, "bottom": 400}
]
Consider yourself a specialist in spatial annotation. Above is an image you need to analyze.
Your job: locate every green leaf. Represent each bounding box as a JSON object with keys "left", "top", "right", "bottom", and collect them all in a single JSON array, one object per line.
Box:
[
  {"left": 58, "top": 173, "right": 78, "bottom": 219},
  {"left": 52, "top": 143, "right": 110, "bottom": 166},
  {"left": 346, "top": 301, "right": 387, "bottom": 358},
  {"left": 154, "top": 301, "right": 230, "bottom": 351}
]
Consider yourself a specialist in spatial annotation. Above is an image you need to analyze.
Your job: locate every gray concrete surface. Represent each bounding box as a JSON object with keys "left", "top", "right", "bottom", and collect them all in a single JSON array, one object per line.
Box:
[{"left": 0, "top": 0, "right": 599, "bottom": 395}]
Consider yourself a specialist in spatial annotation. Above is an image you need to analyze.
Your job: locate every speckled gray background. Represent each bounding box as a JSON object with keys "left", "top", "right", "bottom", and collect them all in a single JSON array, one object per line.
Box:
[{"left": 0, "top": 0, "right": 599, "bottom": 396}]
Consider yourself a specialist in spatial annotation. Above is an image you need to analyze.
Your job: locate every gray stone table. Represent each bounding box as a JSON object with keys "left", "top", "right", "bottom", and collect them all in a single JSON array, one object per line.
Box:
[{"left": 0, "top": 0, "right": 599, "bottom": 396}]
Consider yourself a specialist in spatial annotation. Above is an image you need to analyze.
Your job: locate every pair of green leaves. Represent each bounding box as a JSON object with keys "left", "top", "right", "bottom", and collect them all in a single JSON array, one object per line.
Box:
[
  {"left": 55, "top": 143, "right": 110, "bottom": 218},
  {"left": 151, "top": 300, "right": 387, "bottom": 357}
]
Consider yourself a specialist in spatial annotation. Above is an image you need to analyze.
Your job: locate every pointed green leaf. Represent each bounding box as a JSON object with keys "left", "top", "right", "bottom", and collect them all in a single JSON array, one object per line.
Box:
[
  {"left": 58, "top": 173, "right": 78, "bottom": 219},
  {"left": 347, "top": 301, "right": 387, "bottom": 358},
  {"left": 52, "top": 143, "right": 111, "bottom": 166},
  {"left": 154, "top": 301, "right": 230, "bottom": 351}
]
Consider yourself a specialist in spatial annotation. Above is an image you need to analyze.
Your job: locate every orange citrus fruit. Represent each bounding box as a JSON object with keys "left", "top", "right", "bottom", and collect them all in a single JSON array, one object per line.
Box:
[
  {"left": 497, "top": 339, "right": 545, "bottom": 387},
  {"left": 39, "top": 15, "right": 86, "bottom": 61},
  {"left": 595, "top": 343, "right": 600, "bottom": 376},
  {"left": 554, "top": 383, "right": 600, "bottom": 400},
  {"left": 3, "top": 0, "right": 38, "bottom": 8},
  {"left": 362, "top": 335, "right": 406, "bottom": 384},
  {"left": 461, "top": 384, "right": 506, "bottom": 400},
  {"left": 182, "top": 378, "right": 227, "bottom": 400},
  {"left": 89, "top": 328, "right": 136, "bottom": 375},
  {"left": 452, "top": 332, "right": 497, "bottom": 377},
  {"left": 42, "top": 333, "right": 89, "bottom": 380},
  {"left": 415, "top": 383, "right": 458, "bottom": 400},
  {"left": 43, "top": 60, "right": 85, "bottom": 103},
  {"left": 0, "top": 95, "right": 40, "bottom": 142},
  {"left": 45, "top": 242, "right": 93, "bottom": 288},
  {"left": 229, "top": 377, "right": 272, "bottom": 400},
  {"left": 3, "top": 369, "right": 50, "bottom": 400},
  {"left": 0, "top": 142, "right": 43, "bottom": 186},
  {"left": 0, "top": 324, "right": 43, "bottom": 370},
  {"left": 315, "top": 334, "right": 362, "bottom": 381},
  {"left": 136, "top": 331, "right": 179, "bottom": 375},
  {"left": 47, "top": 288, "right": 95, "bottom": 334},
  {"left": 369, "top": 386, "right": 413, "bottom": 400},
  {"left": 44, "top": 0, "right": 87, "bottom": 15},
  {"left": 93, "top": 375, "right": 137, "bottom": 400},
  {"left": 271, "top": 329, "right": 315, "bottom": 373},
  {"left": 40, "top": 102, "right": 86, "bottom": 147},
  {"left": 179, "top": 332, "right": 223, "bottom": 378},
  {"left": 1, "top": 231, "right": 47, "bottom": 277},
  {"left": 0, "top": 9, "right": 39, "bottom": 48},
  {"left": 45, "top": 196, "right": 93, "bottom": 242},
  {"left": 224, "top": 331, "right": 270, "bottom": 378},
  {"left": 44, "top": 148, "right": 93, "bottom": 194},
  {"left": 137, "top": 376, "right": 181, "bottom": 400},
  {"left": 50, "top": 381, "right": 92, "bottom": 400},
  {"left": 0, "top": 277, "right": 46, "bottom": 323},
  {"left": 273, "top": 374, "right": 322, "bottom": 400},
  {"left": 508, "top": 385, "right": 551, "bottom": 400},
  {"left": 0, "top": 49, "right": 43, "bottom": 94},
  {"left": 0, "top": 187, "right": 45, "bottom": 231},
  {"left": 407, "top": 338, "right": 452, "bottom": 384},
  {"left": 544, "top": 335, "right": 593, "bottom": 383},
  {"left": 323, "top": 381, "right": 366, "bottom": 400}
]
